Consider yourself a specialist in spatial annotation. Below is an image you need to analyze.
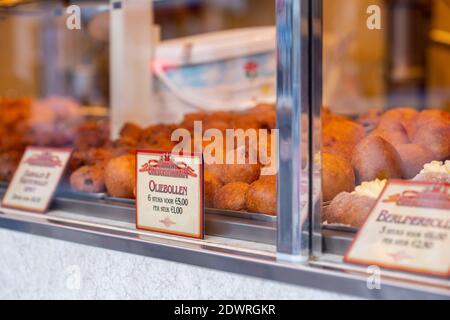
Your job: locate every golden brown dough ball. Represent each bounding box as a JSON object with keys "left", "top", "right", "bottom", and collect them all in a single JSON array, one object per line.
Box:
[
  {"left": 369, "top": 127, "right": 410, "bottom": 146},
  {"left": 395, "top": 144, "right": 436, "bottom": 179},
  {"left": 412, "top": 121, "right": 450, "bottom": 160},
  {"left": 322, "top": 153, "right": 355, "bottom": 202},
  {"left": 405, "top": 109, "right": 450, "bottom": 140},
  {"left": 357, "top": 109, "right": 383, "bottom": 129},
  {"left": 214, "top": 182, "right": 250, "bottom": 211},
  {"left": 323, "top": 192, "right": 375, "bottom": 228},
  {"left": 246, "top": 103, "right": 277, "bottom": 129},
  {"left": 104, "top": 154, "right": 136, "bottom": 198},
  {"left": 205, "top": 147, "right": 261, "bottom": 185},
  {"left": 120, "top": 122, "right": 143, "bottom": 141},
  {"left": 70, "top": 165, "right": 106, "bottom": 193},
  {"left": 323, "top": 140, "right": 354, "bottom": 162},
  {"left": 378, "top": 107, "right": 418, "bottom": 128},
  {"left": 351, "top": 136, "right": 403, "bottom": 183},
  {"left": 220, "top": 163, "right": 261, "bottom": 185},
  {"left": 204, "top": 170, "right": 223, "bottom": 208},
  {"left": 246, "top": 176, "right": 277, "bottom": 215},
  {"left": 323, "top": 119, "right": 366, "bottom": 147}
]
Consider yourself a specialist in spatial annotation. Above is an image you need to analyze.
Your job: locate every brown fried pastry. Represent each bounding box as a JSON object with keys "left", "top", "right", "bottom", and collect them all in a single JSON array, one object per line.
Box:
[
  {"left": 323, "top": 140, "right": 354, "bottom": 162},
  {"left": 322, "top": 153, "right": 355, "bottom": 202},
  {"left": 351, "top": 136, "right": 403, "bottom": 183},
  {"left": 412, "top": 121, "right": 450, "bottom": 160},
  {"left": 104, "top": 154, "right": 136, "bottom": 198},
  {"left": 357, "top": 108, "right": 383, "bottom": 130},
  {"left": 245, "top": 103, "right": 277, "bottom": 129},
  {"left": 204, "top": 170, "right": 223, "bottom": 208},
  {"left": 214, "top": 182, "right": 250, "bottom": 211},
  {"left": 323, "top": 192, "right": 375, "bottom": 228},
  {"left": 120, "top": 122, "right": 143, "bottom": 141},
  {"left": 246, "top": 175, "right": 277, "bottom": 215},
  {"left": 323, "top": 119, "right": 366, "bottom": 147},
  {"left": 369, "top": 126, "right": 410, "bottom": 146},
  {"left": 395, "top": 144, "right": 436, "bottom": 179},
  {"left": 222, "top": 156, "right": 261, "bottom": 184},
  {"left": 407, "top": 109, "right": 450, "bottom": 139},
  {"left": 70, "top": 165, "right": 106, "bottom": 193}
]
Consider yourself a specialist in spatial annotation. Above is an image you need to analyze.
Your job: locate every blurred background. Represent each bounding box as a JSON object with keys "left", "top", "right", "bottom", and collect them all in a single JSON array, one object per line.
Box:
[{"left": 0, "top": 0, "right": 449, "bottom": 113}]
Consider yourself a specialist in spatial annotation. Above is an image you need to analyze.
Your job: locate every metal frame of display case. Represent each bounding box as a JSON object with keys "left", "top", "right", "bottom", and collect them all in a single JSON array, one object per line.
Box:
[{"left": 276, "top": 0, "right": 323, "bottom": 261}]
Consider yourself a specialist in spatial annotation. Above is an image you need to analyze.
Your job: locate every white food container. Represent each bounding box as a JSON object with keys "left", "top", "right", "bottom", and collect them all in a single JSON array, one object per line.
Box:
[{"left": 153, "top": 26, "right": 276, "bottom": 123}]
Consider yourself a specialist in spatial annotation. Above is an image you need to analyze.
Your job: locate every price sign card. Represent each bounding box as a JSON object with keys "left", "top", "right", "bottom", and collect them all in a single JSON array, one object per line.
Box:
[
  {"left": 136, "top": 150, "right": 204, "bottom": 239},
  {"left": 2, "top": 147, "right": 72, "bottom": 213},
  {"left": 345, "top": 180, "right": 450, "bottom": 277}
]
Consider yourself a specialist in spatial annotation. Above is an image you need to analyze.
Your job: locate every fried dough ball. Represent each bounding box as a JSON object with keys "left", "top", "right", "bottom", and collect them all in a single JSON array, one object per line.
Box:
[
  {"left": 246, "top": 103, "right": 277, "bottom": 129},
  {"left": 369, "top": 127, "right": 410, "bottom": 146},
  {"left": 378, "top": 107, "right": 418, "bottom": 129},
  {"left": 217, "top": 163, "right": 261, "bottom": 185},
  {"left": 120, "top": 122, "right": 143, "bottom": 141},
  {"left": 412, "top": 121, "right": 450, "bottom": 160},
  {"left": 395, "top": 144, "right": 436, "bottom": 179},
  {"left": 140, "top": 123, "right": 176, "bottom": 146},
  {"left": 357, "top": 108, "right": 383, "bottom": 130},
  {"left": 323, "top": 192, "right": 375, "bottom": 228},
  {"left": 408, "top": 109, "right": 450, "bottom": 138},
  {"left": 323, "top": 119, "right": 366, "bottom": 147},
  {"left": 204, "top": 170, "right": 223, "bottom": 208},
  {"left": 323, "top": 140, "right": 354, "bottom": 162},
  {"left": 70, "top": 165, "right": 106, "bottom": 193},
  {"left": 351, "top": 136, "right": 403, "bottom": 183},
  {"left": 86, "top": 148, "right": 115, "bottom": 166},
  {"left": 214, "top": 182, "right": 250, "bottom": 211},
  {"left": 322, "top": 153, "right": 355, "bottom": 202},
  {"left": 104, "top": 154, "right": 136, "bottom": 198},
  {"left": 222, "top": 147, "right": 261, "bottom": 184},
  {"left": 246, "top": 176, "right": 277, "bottom": 215},
  {"left": 205, "top": 146, "right": 261, "bottom": 185},
  {"left": 231, "top": 114, "right": 260, "bottom": 130}
]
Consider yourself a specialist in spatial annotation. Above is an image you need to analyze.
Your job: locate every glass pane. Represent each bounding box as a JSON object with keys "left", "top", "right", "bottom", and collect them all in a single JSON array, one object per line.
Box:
[
  {"left": 0, "top": 0, "right": 277, "bottom": 246},
  {"left": 321, "top": 0, "right": 450, "bottom": 231}
]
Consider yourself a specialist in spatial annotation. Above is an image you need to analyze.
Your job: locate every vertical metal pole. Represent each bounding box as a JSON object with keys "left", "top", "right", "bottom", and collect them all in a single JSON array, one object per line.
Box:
[
  {"left": 276, "top": 0, "right": 311, "bottom": 262},
  {"left": 310, "top": 0, "right": 323, "bottom": 258}
]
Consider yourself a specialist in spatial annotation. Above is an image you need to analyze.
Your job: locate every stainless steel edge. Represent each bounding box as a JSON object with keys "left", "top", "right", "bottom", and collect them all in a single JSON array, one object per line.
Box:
[
  {"left": 0, "top": 211, "right": 448, "bottom": 299},
  {"left": 276, "top": 0, "right": 310, "bottom": 260},
  {"left": 310, "top": 0, "right": 323, "bottom": 258}
]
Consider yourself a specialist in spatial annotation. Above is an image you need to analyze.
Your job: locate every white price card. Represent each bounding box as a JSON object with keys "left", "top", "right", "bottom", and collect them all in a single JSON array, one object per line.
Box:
[
  {"left": 2, "top": 147, "right": 72, "bottom": 213},
  {"left": 345, "top": 180, "right": 450, "bottom": 278},
  {"left": 136, "top": 150, "right": 204, "bottom": 239}
]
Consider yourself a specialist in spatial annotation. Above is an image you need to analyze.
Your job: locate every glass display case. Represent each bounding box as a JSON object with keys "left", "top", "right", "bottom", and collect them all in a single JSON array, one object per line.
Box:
[{"left": 0, "top": 0, "right": 448, "bottom": 299}]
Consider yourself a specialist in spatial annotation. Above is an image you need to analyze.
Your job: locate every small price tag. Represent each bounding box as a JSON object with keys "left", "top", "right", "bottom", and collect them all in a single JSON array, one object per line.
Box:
[
  {"left": 345, "top": 180, "right": 450, "bottom": 277},
  {"left": 136, "top": 150, "right": 204, "bottom": 239},
  {"left": 2, "top": 147, "right": 72, "bottom": 213}
]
